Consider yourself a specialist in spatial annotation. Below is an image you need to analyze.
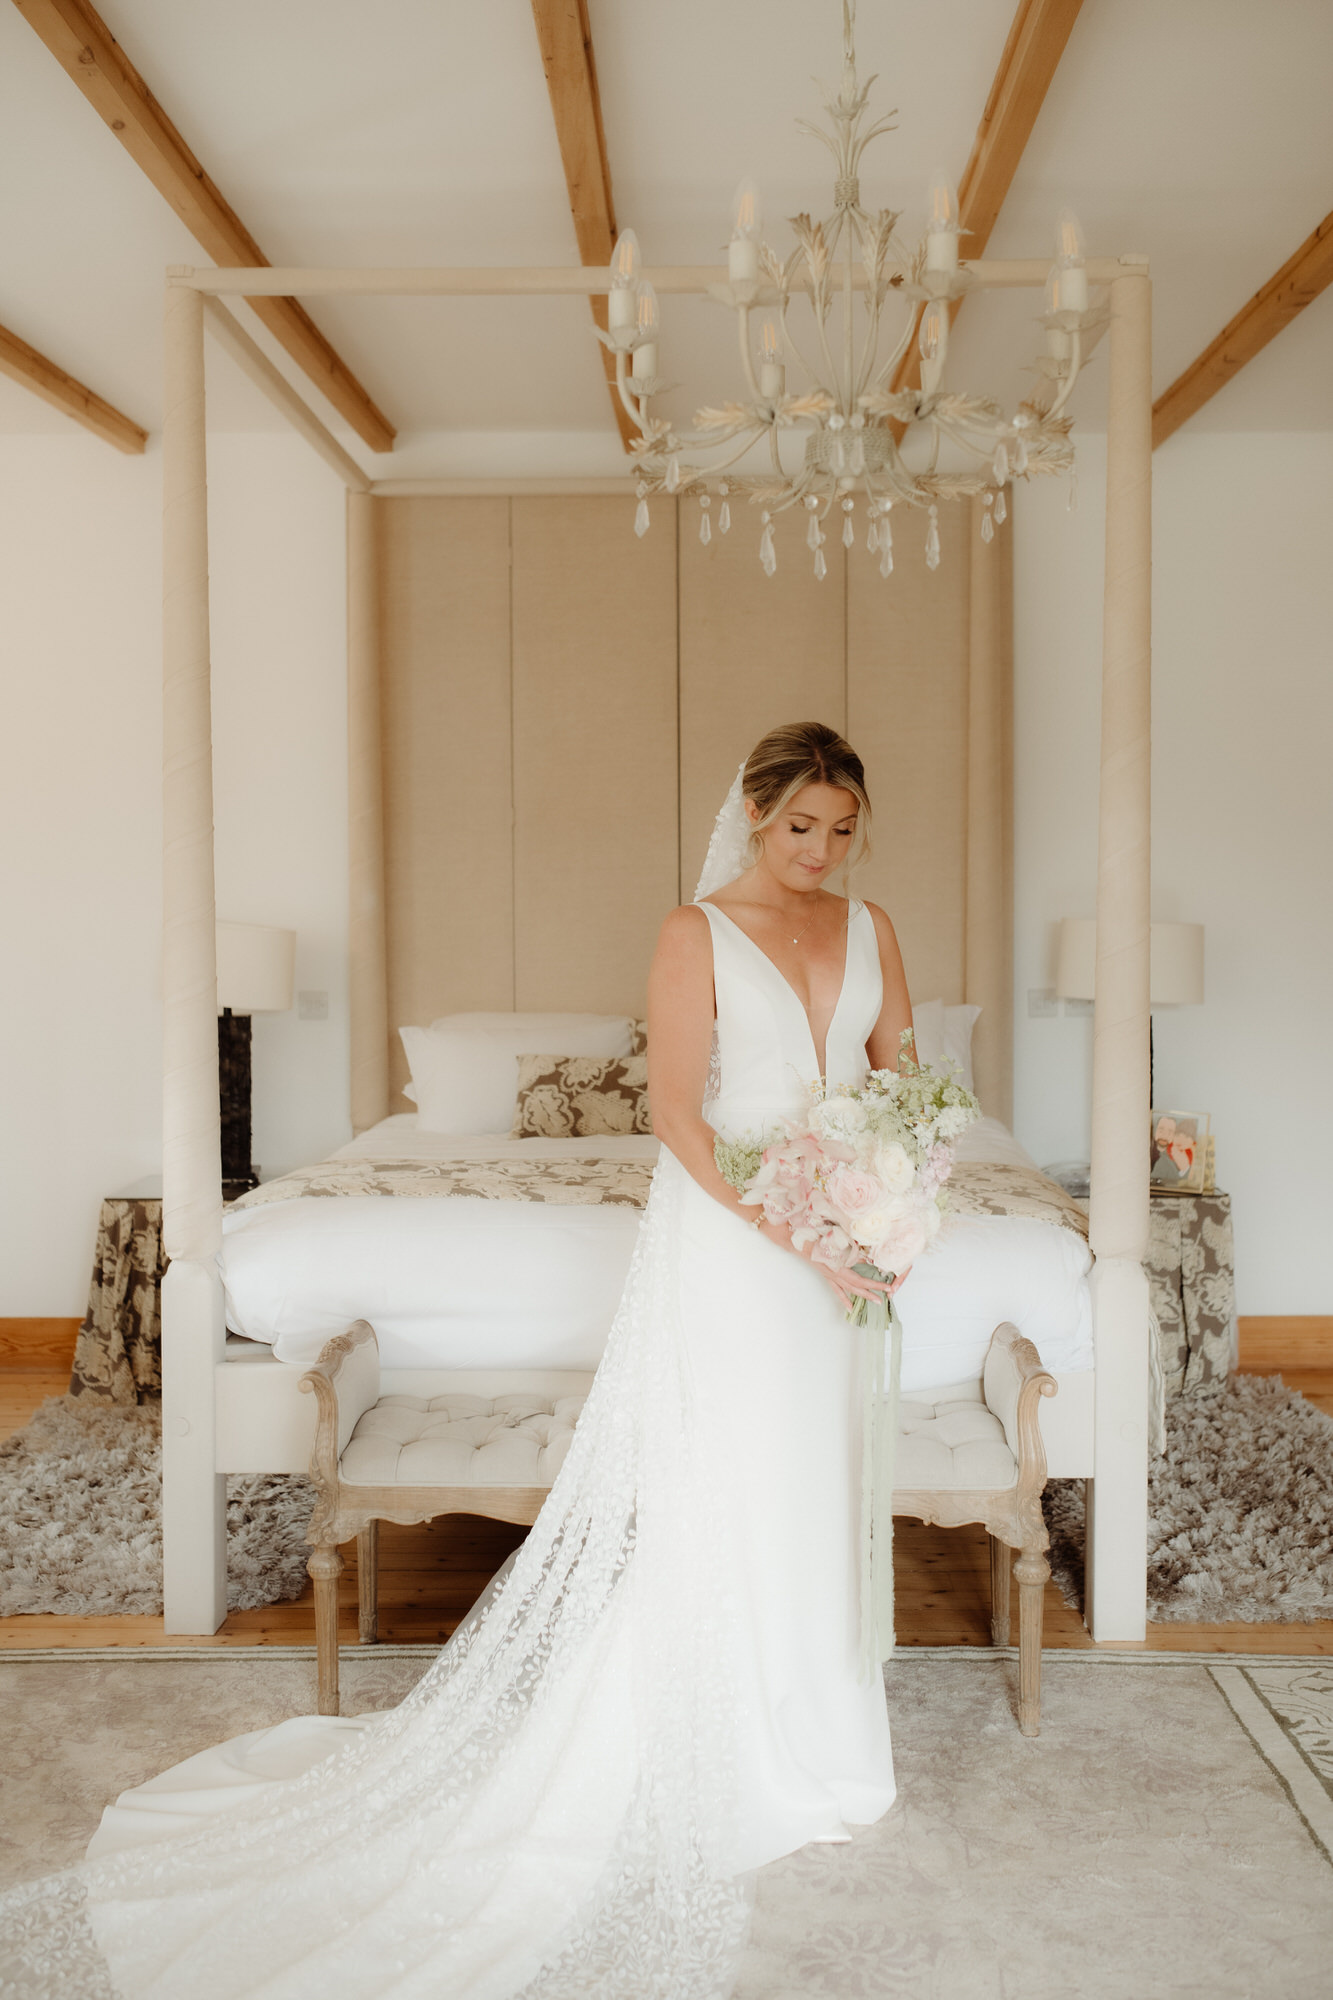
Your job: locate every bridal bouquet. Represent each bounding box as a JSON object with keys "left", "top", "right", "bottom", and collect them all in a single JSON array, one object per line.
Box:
[{"left": 714, "top": 1032, "right": 981, "bottom": 1330}]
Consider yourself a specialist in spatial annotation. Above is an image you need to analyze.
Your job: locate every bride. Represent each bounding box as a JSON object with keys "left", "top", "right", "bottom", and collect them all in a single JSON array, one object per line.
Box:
[{"left": 0, "top": 720, "right": 913, "bottom": 1999}]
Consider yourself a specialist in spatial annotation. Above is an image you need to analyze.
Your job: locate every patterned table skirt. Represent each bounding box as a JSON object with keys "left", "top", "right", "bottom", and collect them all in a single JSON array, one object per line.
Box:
[
  {"left": 1147, "top": 1191, "right": 1237, "bottom": 1398},
  {"left": 71, "top": 1189, "right": 1239, "bottom": 1408},
  {"left": 70, "top": 1198, "right": 167, "bottom": 1402}
]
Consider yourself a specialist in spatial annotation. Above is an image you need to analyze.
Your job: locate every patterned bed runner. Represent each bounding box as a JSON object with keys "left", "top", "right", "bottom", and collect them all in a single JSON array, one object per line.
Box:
[{"left": 228, "top": 1154, "right": 1089, "bottom": 1240}]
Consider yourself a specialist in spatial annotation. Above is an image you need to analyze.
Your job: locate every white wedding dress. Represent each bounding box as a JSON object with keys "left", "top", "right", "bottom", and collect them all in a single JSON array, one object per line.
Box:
[{"left": 0, "top": 879, "right": 894, "bottom": 1998}]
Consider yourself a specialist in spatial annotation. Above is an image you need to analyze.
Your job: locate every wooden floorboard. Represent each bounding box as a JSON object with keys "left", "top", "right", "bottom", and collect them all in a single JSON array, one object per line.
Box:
[{"left": 1, "top": 1365, "right": 1330, "bottom": 1657}]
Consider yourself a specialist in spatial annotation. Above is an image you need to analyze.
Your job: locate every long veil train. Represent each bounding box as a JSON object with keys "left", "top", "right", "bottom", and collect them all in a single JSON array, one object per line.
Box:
[
  {"left": 0, "top": 1146, "right": 752, "bottom": 1997},
  {"left": 0, "top": 767, "right": 812, "bottom": 1997}
]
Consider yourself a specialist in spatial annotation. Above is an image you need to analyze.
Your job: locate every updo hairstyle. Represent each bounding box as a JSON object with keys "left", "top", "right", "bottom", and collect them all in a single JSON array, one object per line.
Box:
[{"left": 742, "top": 721, "right": 872, "bottom": 870}]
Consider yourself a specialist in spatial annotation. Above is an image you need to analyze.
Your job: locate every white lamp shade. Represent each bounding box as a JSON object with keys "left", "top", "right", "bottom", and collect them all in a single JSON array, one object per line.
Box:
[
  {"left": 216, "top": 923, "right": 296, "bottom": 1014},
  {"left": 1054, "top": 919, "right": 1204, "bottom": 1006}
]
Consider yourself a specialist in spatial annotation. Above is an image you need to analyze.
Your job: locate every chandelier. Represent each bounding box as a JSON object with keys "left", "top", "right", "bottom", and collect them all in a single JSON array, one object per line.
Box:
[{"left": 599, "top": 0, "right": 1099, "bottom": 577}]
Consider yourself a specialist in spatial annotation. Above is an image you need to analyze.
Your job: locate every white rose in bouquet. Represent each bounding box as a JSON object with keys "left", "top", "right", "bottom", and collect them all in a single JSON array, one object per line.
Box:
[
  {"left": 872, "top": 1210, "right": 930, "bottom": 1272},
  {"left": 870, "top": 1141, "right": 914, "bottom": 1195}
]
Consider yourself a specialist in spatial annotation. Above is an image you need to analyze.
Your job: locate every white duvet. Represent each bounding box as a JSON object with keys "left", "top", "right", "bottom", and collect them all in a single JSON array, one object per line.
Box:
[{"left": 220, "top": 1114, "right": 1093, "bottom": 1390}]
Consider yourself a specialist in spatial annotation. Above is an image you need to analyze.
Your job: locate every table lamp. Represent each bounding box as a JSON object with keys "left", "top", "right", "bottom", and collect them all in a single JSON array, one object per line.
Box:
[
  {"left": 216, "top": 922, "right": 296, "bottom": 1194},
  {"left": 1054, "top": 917, "right": 1204, "bottom": 1102}
]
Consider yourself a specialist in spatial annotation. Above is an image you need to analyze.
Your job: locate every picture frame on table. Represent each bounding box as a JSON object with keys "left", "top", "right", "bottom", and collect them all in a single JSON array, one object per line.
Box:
[{"left": 1150, "top": 1110, "right": 1212, "bottom": 1194}]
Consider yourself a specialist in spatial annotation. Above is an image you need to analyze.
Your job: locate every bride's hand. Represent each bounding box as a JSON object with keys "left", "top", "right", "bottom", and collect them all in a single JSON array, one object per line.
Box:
[{"left": 756, "top": 1216, "right": 901, "bottom": 1310}]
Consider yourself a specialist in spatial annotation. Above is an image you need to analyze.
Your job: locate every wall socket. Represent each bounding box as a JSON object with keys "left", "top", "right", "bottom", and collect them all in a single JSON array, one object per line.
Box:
[
  {"left": 1027, "top": 987, "right": 1060, "bottom": 1019},
  {"left": 297, "top": 990, "right": 329, "bottom": 1021}
]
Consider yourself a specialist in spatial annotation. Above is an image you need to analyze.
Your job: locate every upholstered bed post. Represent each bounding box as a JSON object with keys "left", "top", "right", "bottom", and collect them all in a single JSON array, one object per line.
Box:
[
  {"left": 965, "top": 497, "right": 1014, "bottom": 1125},
  {"left": 1086, "top": 259, "right": 1153, "bottom": 1640},
  {"left": 347, "top": 489, "right": 390, "bottom": 1133},
  {"left": 160, "top": 273, "right": 228, "bottom": 1634}
]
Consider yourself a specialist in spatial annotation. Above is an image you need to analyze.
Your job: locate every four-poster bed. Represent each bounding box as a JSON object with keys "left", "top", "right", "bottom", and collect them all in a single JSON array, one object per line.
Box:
[{"left": 158, "top": 251, "right": 1152, "bottom": 1643}]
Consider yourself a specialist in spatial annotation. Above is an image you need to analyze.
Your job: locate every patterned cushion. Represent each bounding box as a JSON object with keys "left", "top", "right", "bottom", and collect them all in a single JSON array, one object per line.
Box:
[{"left": 512, "top": 1054, "right": 653, "bottom": 1138}]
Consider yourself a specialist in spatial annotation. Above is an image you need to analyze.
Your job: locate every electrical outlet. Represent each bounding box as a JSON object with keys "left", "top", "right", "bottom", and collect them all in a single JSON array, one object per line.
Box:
[
  {"left": 1027, "top": 987, "right": 1059, "bottom": 1019},
  {"left": 1063, "top": 995, "right": 1094, "bottom": 1018},
  {"left": 298, "top": 990, "right": 329, "bottom": 1021}
]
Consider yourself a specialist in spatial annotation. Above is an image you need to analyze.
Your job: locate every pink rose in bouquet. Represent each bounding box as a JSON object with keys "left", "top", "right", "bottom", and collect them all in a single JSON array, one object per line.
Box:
[{"left": 716, "top": 1037, "right": 981, "bottom": 1327}]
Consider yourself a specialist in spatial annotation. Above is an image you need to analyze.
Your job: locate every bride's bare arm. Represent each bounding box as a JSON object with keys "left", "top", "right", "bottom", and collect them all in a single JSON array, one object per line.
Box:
[
  {"left": 646, "top": 906, "right": 755, "bottom": 1220},
  {"left": 863, "top": 902, "right": 913, "bottom": 1071}
]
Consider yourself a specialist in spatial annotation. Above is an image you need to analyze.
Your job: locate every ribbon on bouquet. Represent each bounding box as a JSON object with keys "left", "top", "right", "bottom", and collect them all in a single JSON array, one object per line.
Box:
[{"left": 857, "top": 1285, "right": 903, "bottom": 1681}]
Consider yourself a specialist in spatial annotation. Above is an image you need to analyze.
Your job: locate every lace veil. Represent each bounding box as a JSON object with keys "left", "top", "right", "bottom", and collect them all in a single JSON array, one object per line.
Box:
[{"left": 693, "top": 763, "right": 750, "bottom": 902}]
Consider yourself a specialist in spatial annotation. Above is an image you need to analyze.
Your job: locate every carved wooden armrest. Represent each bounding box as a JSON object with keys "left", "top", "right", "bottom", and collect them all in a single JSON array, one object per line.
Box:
[
  {"left": 983, "top": 1322, "right": 1058, "bottom": 1514},
  {"left": 298, "top": 1320, "right": 381, "bottom": 1497}
]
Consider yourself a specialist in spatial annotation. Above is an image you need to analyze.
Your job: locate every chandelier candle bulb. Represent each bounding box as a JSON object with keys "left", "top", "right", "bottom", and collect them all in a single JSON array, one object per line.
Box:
[
  {"left": 1054, "top": 207, "right": 1089, "bottom": 314},
  {"left": 729, "top": 178, "right": 763, "bottom": 282},
  {"left": 608, "top": 228, "right": 642, "bottom": 331},
  {"left": 759, "top": 319, "right": 785, "bottom": 400},
  {"left": 631, "top": 342, "right": 658, "bottom": 381},
  {"left": 925, "top": 173, "right": 961, "bottom": 273}
]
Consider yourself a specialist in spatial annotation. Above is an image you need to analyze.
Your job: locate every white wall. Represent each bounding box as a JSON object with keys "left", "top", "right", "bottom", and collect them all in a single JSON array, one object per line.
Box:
[
  {"left": 0, "top": 432, "right": 348, "bottom": 1316},
  {"left": 1014, "top": 431, "right": 1333, "bottom": 1314}
]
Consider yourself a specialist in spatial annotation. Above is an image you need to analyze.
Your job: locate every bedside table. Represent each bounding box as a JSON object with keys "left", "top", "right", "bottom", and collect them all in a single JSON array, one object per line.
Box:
[
  {"left": 1147, "top": 1189, "right": 1237, "bottom": 1397},
  {"left": 71, "top": 1176, "right": 253, "bottom": 1404}
]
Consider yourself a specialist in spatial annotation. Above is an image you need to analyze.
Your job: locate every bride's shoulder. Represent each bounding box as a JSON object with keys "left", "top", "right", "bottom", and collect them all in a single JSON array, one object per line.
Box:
[
  {"left": 655, "top": 902, "right": 713, "bottom": 950},
  {"left": 854, "top": 898, "right": 901, "bottom": 946}
]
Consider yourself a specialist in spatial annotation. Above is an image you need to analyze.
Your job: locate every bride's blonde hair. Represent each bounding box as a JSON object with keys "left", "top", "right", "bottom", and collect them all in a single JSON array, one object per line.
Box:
[{"left": 742, "top": 721, "right": 872, "bottom": 869}]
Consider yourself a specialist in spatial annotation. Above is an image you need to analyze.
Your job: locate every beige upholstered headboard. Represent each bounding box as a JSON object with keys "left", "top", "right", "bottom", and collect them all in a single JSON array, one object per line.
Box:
[{"left": 347, "top": 492, "right": 1012, "bottom": 1123}]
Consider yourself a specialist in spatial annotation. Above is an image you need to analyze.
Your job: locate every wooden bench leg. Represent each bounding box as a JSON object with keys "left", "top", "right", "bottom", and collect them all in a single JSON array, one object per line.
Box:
[
  {"left": 308, "top": 1544, "right": 344, "bottom": 1716},
  {"left": 988, "top": 1533, "right": 1012, "bottom": 1647},
  {"left": 1014, "top": 1542, "right": 1050, "bottom": 1737},
  {"left": 358, "top": 1521, "right": 379, "bottom": 1645}
]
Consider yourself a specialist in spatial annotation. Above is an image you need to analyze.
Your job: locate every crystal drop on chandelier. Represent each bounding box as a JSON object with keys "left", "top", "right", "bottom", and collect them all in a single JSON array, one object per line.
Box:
[
  {"left": 806, "top": 512, "right": 822, "bottom": 552},
  {"left": 1013, "top": 436, "right": 1029, "bottom": 476},
  {"left": 699, "top": 509, "right": 712, "bottom": 545},
  {"left": 759, "top": 515, "right": 777, "bottom": 577},
  {"left": 981, "top": 506, "right": 995, "bottom": 545},
  {"left": 842, "top": 514, "right": 855, "bottom": 548},
  {"left": 665, "top": 456, "right": 681, "bottom": 493},
  {"left": 814, "top": 547, "right": 827, "bottom": 580},
  {"left": 879, "top": 536, "right": 894, "bottom": 579},
  {"left": 719, "top": 497, "right": 731, "bottom": 534},
  {"left": 634, "top": 497, "right": 650, "bottom": 539},
  {"left": 925, "top": 507, "right": 941, "bottom": 571},
  {"left": 867, "top": 520, "right": 878, "bottom": 554},
  {"left": 992, "top": 442, "right": 1009, "bottom": 486},
  {"left": 994, "top": 488, "right": 1007, "bottom": 526}
]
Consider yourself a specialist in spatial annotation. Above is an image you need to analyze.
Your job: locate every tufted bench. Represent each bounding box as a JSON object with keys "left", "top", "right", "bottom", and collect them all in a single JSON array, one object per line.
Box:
[
  {"left": 893, "top": 1323, "right": 1057, "bottom": 1736},
  {"left": 301, "top": 1318, "right": 1056, "bottom": 1731},
  {"left": 299, "top": 1322, "right": 588, "bottom": 1715}
]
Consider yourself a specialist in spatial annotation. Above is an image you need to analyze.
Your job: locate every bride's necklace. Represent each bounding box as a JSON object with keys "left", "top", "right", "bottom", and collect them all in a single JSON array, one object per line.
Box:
[{"left": 774, "top": 907, "right": 819, "bottom": 946}]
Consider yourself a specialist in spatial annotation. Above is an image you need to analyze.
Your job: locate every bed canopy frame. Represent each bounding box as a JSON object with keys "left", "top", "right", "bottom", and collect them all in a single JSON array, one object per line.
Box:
[{"left": 159, "top": 252, "right": 1153, "bottom": 1642}]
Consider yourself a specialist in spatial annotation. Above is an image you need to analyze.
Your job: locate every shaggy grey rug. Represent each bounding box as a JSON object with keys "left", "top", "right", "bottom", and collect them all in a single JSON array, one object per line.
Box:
[
  {"left": 1044, "top": 1373, "right": 1333, "bottom": 1622},
  {"left": 0, "top": 1397, "right": 315, "bottom": 1616}
]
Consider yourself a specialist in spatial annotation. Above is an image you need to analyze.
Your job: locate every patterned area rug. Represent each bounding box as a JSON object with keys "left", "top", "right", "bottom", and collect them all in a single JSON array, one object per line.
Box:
[
  {"left": 0, "top": 1648, "right": 1328, "bottom": 1998},
  {"left": 0, "top": 1396, "right": 313, "bottom": 1616},
  {"left": 1044, "top": 1373, "right": 1333, "bottom": 1622}
]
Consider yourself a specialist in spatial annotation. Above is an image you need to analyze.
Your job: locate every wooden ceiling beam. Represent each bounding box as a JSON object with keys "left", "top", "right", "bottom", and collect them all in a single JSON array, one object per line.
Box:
[
  {"left": 1152, "top": 209, "right": 1333, "bottom": 448},
  {"left": 12, "top": 0, "right": 395, "bottom": 452},
  {"left": 0, "top": 319, "right": 147, "bottom": 451},
  {"left": 890, "top": 0, "right": 1086, "bottom": 403},
  {"left": 529, "top": 0, "right": 636, "bottom": 452}
]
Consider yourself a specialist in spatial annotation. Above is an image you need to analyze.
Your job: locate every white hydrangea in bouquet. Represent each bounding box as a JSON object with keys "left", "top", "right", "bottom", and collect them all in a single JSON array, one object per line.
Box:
[{"left": 715, "top": 1031, "right": 981, "bottom": 1332}]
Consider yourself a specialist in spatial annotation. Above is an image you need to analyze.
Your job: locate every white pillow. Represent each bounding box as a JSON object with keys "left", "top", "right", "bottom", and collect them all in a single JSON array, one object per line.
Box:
[
  {"left": 400, "top": 1012, "right": 636, "bottom": 1135},
  {"left": 910, "top": 999, "right": 981, "bottom": 1092}
]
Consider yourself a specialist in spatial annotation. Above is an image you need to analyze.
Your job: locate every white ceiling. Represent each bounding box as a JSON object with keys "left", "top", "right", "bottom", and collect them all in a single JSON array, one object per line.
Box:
[{"left": 1, "top": 0, "right": 1330, "bottom": 469}]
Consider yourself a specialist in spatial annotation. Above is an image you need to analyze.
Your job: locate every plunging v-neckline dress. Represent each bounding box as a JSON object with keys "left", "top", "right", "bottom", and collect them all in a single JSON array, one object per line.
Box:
[{"left": 0, "top": 899, "right": 895, "bottom": 1999}]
